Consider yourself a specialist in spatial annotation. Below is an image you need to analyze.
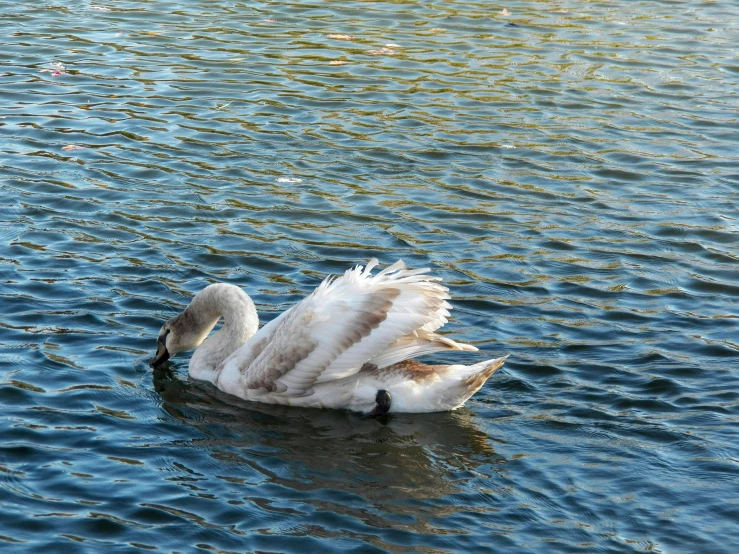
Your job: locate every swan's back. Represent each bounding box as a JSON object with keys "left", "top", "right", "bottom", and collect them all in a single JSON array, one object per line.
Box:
[{"left": 216, "top": 259, "right": 474, "bottom": 397}]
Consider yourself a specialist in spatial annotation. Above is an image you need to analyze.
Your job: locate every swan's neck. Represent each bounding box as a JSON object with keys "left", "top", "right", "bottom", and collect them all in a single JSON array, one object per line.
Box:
[{"left": 186, "top": 283, "right": 259, "bottom": 382}]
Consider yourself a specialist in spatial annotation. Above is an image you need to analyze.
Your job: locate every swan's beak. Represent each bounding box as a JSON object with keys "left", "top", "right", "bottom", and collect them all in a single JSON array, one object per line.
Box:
[{"left": 151, "top": 333, "right": 170, "bottom": 367}]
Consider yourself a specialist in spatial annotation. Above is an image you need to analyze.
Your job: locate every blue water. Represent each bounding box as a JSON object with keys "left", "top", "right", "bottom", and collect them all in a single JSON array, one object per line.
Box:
[{"left": 1, "top": 0, "right": 738, "bottom": 551}]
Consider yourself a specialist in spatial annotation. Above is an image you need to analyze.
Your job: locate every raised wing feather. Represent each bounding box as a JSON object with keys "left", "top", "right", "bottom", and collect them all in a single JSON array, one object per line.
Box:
[
  {"left": 366, "top": 330, "right": 478, "bottom": 370},
  {"left": 228, "top": 259, "right": 453, "bottom": 396}
]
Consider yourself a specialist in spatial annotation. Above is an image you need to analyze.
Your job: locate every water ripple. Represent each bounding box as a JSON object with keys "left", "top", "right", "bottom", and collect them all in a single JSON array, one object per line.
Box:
[{"left": 1, "top": 0, "right": 739, "bottom": 551}]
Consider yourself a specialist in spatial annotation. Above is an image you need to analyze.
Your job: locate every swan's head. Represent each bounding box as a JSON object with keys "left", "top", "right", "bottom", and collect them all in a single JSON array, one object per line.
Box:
[{"left": 151, "top": 310, "right": 214, "bottom": 367}]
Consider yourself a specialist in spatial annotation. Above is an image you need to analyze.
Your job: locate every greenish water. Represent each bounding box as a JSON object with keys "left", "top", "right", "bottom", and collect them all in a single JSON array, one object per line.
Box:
[{"left": 1, "top": 0, "right": 738, "bottom": 552}]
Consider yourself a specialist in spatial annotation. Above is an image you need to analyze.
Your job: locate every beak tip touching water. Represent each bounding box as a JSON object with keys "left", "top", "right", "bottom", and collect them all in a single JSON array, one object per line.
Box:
[
  {"left": 151, "top": 343, "right": 170, "bottom": 368},
  {"left": 151, "top": 328, "right": 172, "bottom": 367}
]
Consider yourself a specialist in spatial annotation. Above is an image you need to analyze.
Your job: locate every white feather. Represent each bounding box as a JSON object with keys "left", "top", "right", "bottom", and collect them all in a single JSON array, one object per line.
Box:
[{"left": 161, "top": 260, "right": 507, "bottom": 413}]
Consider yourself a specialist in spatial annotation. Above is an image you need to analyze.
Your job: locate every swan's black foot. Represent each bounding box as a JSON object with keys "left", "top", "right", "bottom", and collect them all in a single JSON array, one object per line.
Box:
[{"left": 369, "top": 389, "right": 392, "bottom": 416}]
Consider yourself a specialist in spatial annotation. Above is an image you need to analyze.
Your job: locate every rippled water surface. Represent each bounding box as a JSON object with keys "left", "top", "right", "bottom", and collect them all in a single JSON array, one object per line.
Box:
[{"left": 2, "top": 0, "right": 739, "bottom": 551}]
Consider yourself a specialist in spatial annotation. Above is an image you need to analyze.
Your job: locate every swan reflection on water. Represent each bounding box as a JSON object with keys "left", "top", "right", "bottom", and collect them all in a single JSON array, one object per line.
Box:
[{"left": 151, "top": 363, "right": 509, "bottom": 529}]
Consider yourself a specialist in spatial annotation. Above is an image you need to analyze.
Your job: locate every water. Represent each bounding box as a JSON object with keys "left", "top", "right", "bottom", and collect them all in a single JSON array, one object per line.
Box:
[{"left": 1, "top": 0, "right": 738, "bottom": 551}]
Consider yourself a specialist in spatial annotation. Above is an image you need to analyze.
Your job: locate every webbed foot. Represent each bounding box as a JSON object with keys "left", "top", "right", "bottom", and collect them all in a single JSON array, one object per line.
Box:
[{"left": 369, "top": 389, "right": 392, "bottom": 416}]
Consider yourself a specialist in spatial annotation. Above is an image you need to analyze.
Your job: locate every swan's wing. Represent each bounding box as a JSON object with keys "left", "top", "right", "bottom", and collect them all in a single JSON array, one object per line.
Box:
[
  {"left": 229, "top": 259, "right": 452, "bottom": 396},
  {"left": 366, "top": 330, "right": 477, "bottom": 370},
  {"left": 217, "top": 305, "right": 294, "bottom": 374}
]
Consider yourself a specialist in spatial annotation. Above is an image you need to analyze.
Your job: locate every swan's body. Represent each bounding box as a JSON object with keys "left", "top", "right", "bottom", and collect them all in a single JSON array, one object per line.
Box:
[{"left": 152, "top": 260, "right": 506, "bottom": 414}]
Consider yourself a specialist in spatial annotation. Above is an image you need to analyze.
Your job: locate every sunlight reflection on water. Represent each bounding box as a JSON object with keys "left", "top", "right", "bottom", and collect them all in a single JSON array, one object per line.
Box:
[{"left": 1, "top": 0, "right": 738, "bottom": 551}]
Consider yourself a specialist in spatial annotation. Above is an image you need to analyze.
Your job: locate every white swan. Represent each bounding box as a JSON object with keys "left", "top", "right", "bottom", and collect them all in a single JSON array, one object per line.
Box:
[{"left": 151, "top": 259, "right": 507, "bottom": 414}]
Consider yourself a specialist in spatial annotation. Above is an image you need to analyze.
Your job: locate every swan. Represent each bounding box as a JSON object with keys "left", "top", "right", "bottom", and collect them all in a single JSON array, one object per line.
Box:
[{"left": 151, "top": 259, "right": 507, "bottom": 414}]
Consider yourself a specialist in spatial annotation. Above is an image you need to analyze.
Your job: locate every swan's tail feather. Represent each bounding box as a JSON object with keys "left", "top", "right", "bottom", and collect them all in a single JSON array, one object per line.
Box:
[
  {"left": 460, "top": 356, "right": 508, "bottom": 394},
  {"left": 446, "top": 356, "right": 508, "bottom": 409},
  {"left": 384, "top": 356, "right": 508, "bottom": 412}
]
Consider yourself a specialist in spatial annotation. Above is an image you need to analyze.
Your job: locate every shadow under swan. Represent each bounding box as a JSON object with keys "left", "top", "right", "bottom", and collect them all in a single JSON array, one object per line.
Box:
[{"left": 151, "top": 364, "right": 510, "bottom": 521}]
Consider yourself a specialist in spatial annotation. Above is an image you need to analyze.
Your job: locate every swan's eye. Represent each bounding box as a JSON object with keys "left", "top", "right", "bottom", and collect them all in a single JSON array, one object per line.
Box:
[{"left": 158, "top": 328, "right": 171, "bottom": 345}]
